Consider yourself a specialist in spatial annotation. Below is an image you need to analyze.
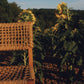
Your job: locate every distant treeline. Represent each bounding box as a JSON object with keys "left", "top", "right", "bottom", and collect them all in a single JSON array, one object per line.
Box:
[
  {"left": 71, "top": 10, "right": 84, "bottom": 20},
  {"left": 32, "top": 9, "right": 84, "bottom": 30},
  {"left": 0, "top": 0, "right": 22, "bottom": 23},
  {"left": 0, "top": 0, "right": 84, "bottom": 27}
]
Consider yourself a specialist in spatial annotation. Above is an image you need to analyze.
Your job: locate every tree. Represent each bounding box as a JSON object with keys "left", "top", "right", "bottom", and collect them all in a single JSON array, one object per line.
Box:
[
  {"left": 0, "top": 0, "right": 22, "bottom": 22},
  {"left": 0, "top": 0, "right": 9, "bottom": 22},
  {"left": 8, "top": 2, "right": 22, "bottom": 22}
]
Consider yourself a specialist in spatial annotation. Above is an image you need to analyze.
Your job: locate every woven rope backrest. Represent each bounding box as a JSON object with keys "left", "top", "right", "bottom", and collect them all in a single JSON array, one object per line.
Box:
[{"left": 0, "top": 22, "right": 33, "bottom": 51}]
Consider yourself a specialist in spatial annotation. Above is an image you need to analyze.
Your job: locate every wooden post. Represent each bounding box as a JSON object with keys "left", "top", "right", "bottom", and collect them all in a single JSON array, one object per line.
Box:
[
  {"left": 28, "top": 47, "right": 33, "bottom": 67},
  {"left": 28, "top": 22, "right": 33, "bottom": 67},
  {"left": 28, "top": 22, "right": 35, "bottom": 84}
]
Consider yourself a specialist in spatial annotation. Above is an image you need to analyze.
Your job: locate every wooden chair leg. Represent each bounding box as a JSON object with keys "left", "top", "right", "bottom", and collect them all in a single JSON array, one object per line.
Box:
[
  {"left": 28, "top": 47, "right": 33, "bottom": 67},
  {"left": 28, "top": 47, "right": 35, "bottom": 84}
]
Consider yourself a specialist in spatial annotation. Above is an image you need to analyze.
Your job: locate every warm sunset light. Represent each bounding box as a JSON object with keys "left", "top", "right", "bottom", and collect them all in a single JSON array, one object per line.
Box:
[{"left": 0, "top": 0, "right": 84, "bottom": 84}]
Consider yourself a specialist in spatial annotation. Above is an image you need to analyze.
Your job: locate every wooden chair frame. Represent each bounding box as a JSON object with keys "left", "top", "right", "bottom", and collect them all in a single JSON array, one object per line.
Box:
[
  {"left": 0, "top": 21, "right": 35, "bottom": 84},
  {"left": 0, "top": 21, "right": 33, "bottom": 67}
]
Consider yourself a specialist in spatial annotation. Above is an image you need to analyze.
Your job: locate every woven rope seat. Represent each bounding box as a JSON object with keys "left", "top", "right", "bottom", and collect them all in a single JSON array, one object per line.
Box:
[
  {"left": 0, "top": 66, "right": 32, "bottom": 80},
  {"left": 0, "top": 22, "right": 35, "bottom": 84}
]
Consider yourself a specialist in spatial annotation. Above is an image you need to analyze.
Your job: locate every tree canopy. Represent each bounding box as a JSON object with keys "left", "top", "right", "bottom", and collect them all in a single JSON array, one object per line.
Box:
[{"left": 0, "top": 0, "right": 22, "bottom": 23}]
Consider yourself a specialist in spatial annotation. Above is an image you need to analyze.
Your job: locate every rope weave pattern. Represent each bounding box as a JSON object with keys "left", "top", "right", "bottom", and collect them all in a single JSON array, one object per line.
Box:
[{"left": 0, "top": 22, "right": 33, "bottom": 51}]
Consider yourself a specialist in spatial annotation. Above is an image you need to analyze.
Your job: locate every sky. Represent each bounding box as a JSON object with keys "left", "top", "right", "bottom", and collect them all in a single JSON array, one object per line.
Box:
[{"left": 8, "top": 0, "right": 84, "bottom": 10}]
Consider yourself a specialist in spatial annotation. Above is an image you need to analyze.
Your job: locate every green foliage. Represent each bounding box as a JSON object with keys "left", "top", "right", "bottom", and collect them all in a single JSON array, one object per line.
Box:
[
  {"left": 0, "top": 0, "right": 22, "bottom": 23},
  {"left": 71, "top": 10, "right": 84, "bottom": 20},
  {"left": 51, "top": 3, "right": 83, "bottom": 71},
  {"left": 32, "top": 3, "right": 84, "bottom": 83},
  {"left": 8, "top": 2, "right": 22, "bottom": 22},
  {"left": 10, "top": 51, "right": 17, "bottom": 65},
  {"left": 33, "top": 29, "right": 45, "bottom": 83},
  {"left": 38, "top": 70, "right": 43, "bottom": 83},
  {"left": 0, "top": 1, "right": 84, "bottom": 82},
  {"left": 32, "top": 9, "right": 57, "bottom": 31},
  {"left": 10, "top": 50, "right": 28, "bottom": 65},
  {"left": 33, "top": 60, "right": 42, "bottom": 73}
]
